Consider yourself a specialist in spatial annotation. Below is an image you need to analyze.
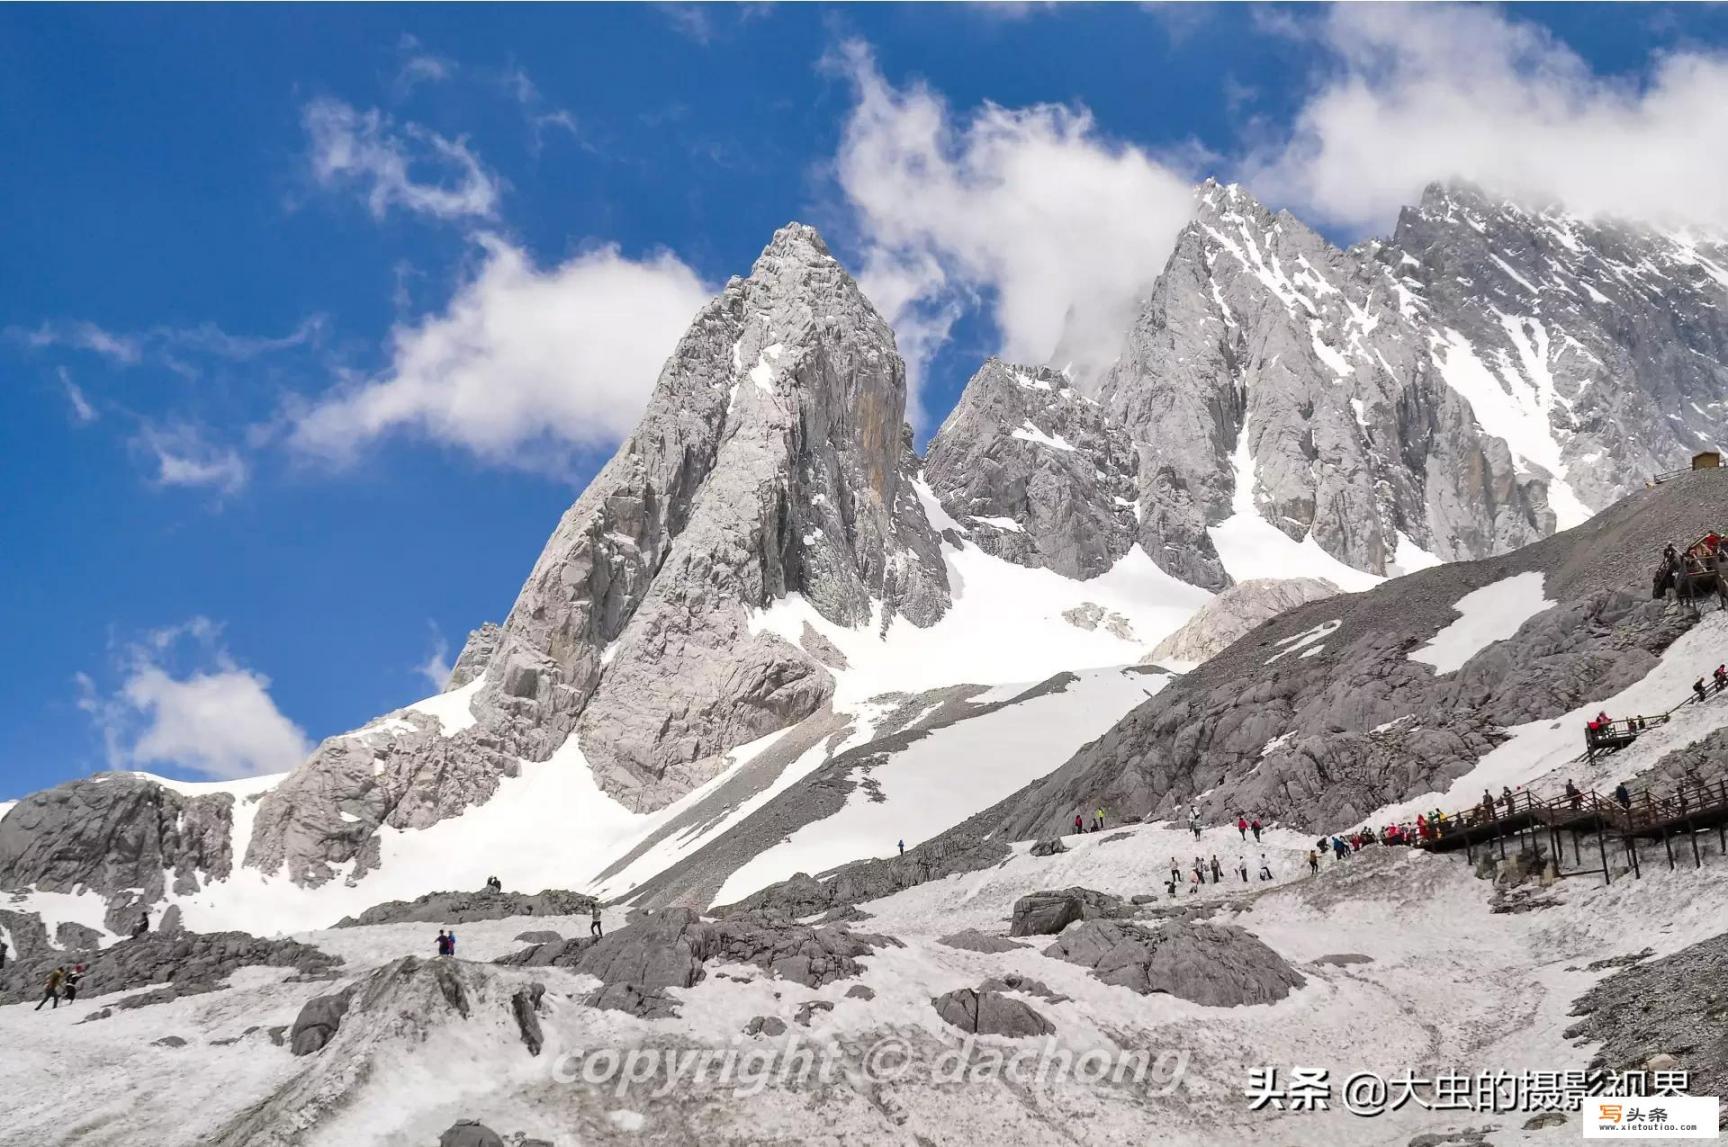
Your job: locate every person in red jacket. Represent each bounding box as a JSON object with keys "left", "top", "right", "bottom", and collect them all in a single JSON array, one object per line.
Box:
[{"left": 1236, "top": 815, "right": 1248, "bottom": 840}]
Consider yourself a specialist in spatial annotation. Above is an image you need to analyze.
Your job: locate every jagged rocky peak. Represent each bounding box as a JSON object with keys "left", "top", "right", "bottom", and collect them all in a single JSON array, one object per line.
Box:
[
  {"left": 1100, "top": 178, "right": 1555, "bottom": 583},
  {"left": 1391, "top": 178, "right": 1728, "bottom": 516},
  {"left": 923, "top": 358, "right": 1139, "bottom": 580},
  {"left": 237, "top": 221, "right": 951, "bottom": 887}
]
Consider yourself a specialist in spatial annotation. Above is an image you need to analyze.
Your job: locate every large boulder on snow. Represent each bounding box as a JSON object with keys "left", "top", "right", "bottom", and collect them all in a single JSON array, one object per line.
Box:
[
  {"left": 289, "top": 988, "right": 354, "bottom": 1056},
  {"left": 438, "top": 1120, "right": 504, "bottom": 1147},
  {"left": 938, "top": 930, "right": 1030, "bottom": 954},
  {"left": 931, "top": 988, "right": 1056, "bottom": 1038},
  {"left": 1009, "top": 887, "right": 1130, "bottom": 937},
  {"left": 1043, "top": 919, "right": 1305, "bottom": 1006}
]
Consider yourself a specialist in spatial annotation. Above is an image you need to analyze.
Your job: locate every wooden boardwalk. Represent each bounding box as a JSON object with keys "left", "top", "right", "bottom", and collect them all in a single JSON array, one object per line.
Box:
[{"left": 1415, "top": 779, "right": 1728, "bottom": 884}]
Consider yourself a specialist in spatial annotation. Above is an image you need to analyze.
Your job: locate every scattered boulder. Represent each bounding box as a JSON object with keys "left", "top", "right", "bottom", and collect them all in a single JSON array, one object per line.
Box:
[
  {"left": 1043, "top": 920, "right": 1305, "bottom": 1006},
  {"left": 510, "top": 983, "right": 546, "bottom": 1057},
  {"left": 844, "top": 985, "right": 875, "bottom": 1001},
  {"left": 1313, "top": 953, "right": 1374, "bottom": 967},
  {"left": 1646, "top": 1052, "right": 1681, "bottom": 1072},
  {"left": 1009, "top": 888, "right": 1128, "bottom": 937},
  {"left": 1029, "top": 838, "right": 1067, "bottom": 857},
  {"left": 439, "top": 1121, "right": 505, "bottom": 1147},
  {"left": 931, "top": 989, "right": 1055, "bottom": 1038},
  {"left": 514, "top": 930, "right": 564, "bottom": 946},
  {"left": 156, "top": 905, "right": 184, "bottom": 936},
  {"left": 152, "top": 1035, "right": 188, "bottom": 1048},
  {"left": 1524, "top": 1112, "right": 1567, "bottom": 1130},
  {"left": 77, "top": 1008, "right": 112, "bottom": 1025},
  {"left": 938, "top": 929, "right": 1029, "bottom": 954},
  {"left": 794, "top": 1000, "right": 834, "bottom": 1026},
  {"left": 743, "top": 1015, "right": 788, "bottom": 1038}
]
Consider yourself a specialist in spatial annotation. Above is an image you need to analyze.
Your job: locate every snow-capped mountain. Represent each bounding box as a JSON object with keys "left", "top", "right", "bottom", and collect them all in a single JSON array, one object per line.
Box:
[
  {"left": 931, "top": 180, "right": 1728, "bottom": 592},
  {"left": 7, "top": 179, "right": 1728, "bottom": 949}
]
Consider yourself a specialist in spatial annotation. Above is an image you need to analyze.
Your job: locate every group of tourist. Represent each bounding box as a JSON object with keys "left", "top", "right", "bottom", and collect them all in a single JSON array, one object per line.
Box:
[{"left": 1166, "top": 852, "right": 1274, "bottom": 895}]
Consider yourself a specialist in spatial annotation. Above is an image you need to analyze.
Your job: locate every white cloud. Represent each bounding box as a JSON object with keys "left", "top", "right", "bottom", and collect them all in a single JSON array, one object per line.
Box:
[
  {"left": 18, "top": 320, "right": 143, "bottom": 364},
  {"left": 393, "top": 35, "right": 455, "bottom": 98},
  {"left": 831, "top": 41, "right": 1199, "bottom": 407},
  {"left": 1247, "top": 5, "right": 1728, "bottom": 234},
  {"left": 77, "top": 619, "right": 311, "bottom": 781},
  {"left": 290, "top": 235, "right": 709, "bottom": 465},
  {"left": 304, "top": 97, "right": 502, "bottom": 221},
  {"left": 415, "top": 624, "right": 452, "bottom": 691},
  {"left": 134, "top": 422, "right": 248, "bottom": 495},
  {"left": 59, "top": 368, "right": 97, "bottom": 425}
]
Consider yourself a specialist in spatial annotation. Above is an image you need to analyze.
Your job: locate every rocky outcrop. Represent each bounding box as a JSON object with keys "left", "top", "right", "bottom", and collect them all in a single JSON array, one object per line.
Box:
[
  {"left": 925, "top": 359, "right": 1139, "bottom": 580},
  {"left": 1043, "top": 920, "right": 1305, "bottom": 1006},
  {"left": 333, "top": 889, "right": 596, "bottom": 928},
  {"left": 241, "top": 223, "right": 951, "bottom": 890},
  {"left": 510, "top": 983, "right": 546, "bottom": 1056},
  {"left": 497, "top": 907, "right": 899, "bottom": 1000},
  {"left": 1148, "top": 577, "right": 1340, "bottom": 665},
  {"left": 0, "top": 774, "right": 236, "bottom": 930},
  {"left": 0, "top": 926, "right": 341, "bottom": 1006},
  {"left": 931, "top": 988, "right": 1055, "bottom": 1038}
]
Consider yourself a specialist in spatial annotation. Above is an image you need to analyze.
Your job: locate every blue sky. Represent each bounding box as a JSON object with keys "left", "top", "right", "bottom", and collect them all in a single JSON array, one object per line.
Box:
[{"left": 7, "top": 3, "right": 1728, "bottom": 798}]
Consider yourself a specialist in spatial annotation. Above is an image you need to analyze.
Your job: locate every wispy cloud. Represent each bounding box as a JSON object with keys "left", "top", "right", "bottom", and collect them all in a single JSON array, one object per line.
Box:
[
  {"left": 10, "top": 316, "right": 323, "bottom": 371},
  {"left": 77, "top": 618, "right": 312, "bottom": 781},
  {"left": 303, "top": 97, "right": 503, "bottom": 221},
  {"left": 392, "top": 34, "right": 456, "bottom": 99},
  {"left": 414, "top": 623, "right": 452, "bottom": 691},
  {"left": 59, "top": 367, "right": 98, "bottom": 425},
  {"left": 133, "top": 422, "right": 249, "bottom": 495}
]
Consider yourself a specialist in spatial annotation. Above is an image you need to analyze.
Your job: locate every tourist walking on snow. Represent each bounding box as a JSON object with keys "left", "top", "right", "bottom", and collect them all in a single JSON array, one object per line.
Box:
[
  {"left": 1308, "top": 849, "right": 1320, "bottom": 875},
  {"left": 1095, "top": 806, "right": 1105, "bottom": 832},
  {"left": 1695, "top": 678, "right": 1709, "bottom": 704},
  {"left": 435, "top": 929, "right": 452, "bottom": 957},
  {"left": 34, "top": 967, "right": 64, "bottom": 1011},
  {"left": 62, "top": 965, "right": 84, "bottom": 1004},
  {"left": 1169, "top": 857, "right": 1181, "bottom": 887},
  {"left": 1250, "top": 817, "right": 1262, "bottom": 843},
  {"left": 1565, "top": 779, "right": 1582, "bottom": 809},
  {"left": 1258, "top": 854, "right": 1274, "bottom": 881},
  {"left": 1236, "top": 857, "right": 1249, "bottom": 882},
  {"left": 1237, "top": 815, "right": 1248, "bottom": 840},
  {"left": 1614, "top": 783, "right": 1632, "bottom": 809},
  {"left": 1074, "top": 813, "right": 1085, "bottom": 835},
  {"left": 591, "top": 902, "right": 604, "bottom": 938},
  {"left": 1209, "top": 855, "right": 1223, "bottom": 883}
]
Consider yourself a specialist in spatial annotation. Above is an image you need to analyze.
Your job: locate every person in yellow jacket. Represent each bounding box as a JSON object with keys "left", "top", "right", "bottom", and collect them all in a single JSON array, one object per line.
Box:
[{"left": 34, "top": 966, "right": 65, "bottom": 1011}]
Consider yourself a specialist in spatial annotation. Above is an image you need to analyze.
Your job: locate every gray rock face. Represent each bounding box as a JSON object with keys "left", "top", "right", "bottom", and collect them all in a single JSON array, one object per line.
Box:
[
  {"left": 514, "top": 930, "right": 563, "bottom": 945},
  {"left": 333, "top": 889, "right": 596, "bottom": 928},
  {"left": 0, "top": 774, "right": 235, "bottom": 927},
  {"left": 1009, "top": 888, "right": 1130, "bottom": 937},
  {"left": 924, "top": 359, "right": 1139, "bottom": 580},
  {"left": 931, "top": 988, "right": 1055, "bottom": 1037},
  {"left": 241, "top": 222, "right": 952, "bottom": 890},
  {"left": 1029, "top": 838, "right": 1068, "bottom": 857},
  {"left": 1043, "top": 920, "right": 1305, "bottom": 1006},
  {"left": 1149, "top": 577, "right": 1340, "bottom": 665},
  {"left": 1098, "top": 181, "right": 1557, "bottom": 582}
]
